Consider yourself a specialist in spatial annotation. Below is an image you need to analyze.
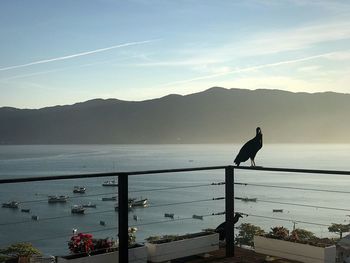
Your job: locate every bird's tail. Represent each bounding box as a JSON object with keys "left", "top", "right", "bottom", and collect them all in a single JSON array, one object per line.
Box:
[{"left": 234, "top": 158, "right": 240, "bottom": 166}]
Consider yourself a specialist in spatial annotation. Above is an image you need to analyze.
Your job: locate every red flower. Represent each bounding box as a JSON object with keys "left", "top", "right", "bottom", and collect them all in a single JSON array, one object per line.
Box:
[{"left": 68, "top": 232, "right": 94, "bottom": 254}]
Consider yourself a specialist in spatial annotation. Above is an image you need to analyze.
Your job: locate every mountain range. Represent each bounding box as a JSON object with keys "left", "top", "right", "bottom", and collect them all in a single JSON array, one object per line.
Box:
[{"left": 1, "top": 87, "right": 349, "bottom": 144}]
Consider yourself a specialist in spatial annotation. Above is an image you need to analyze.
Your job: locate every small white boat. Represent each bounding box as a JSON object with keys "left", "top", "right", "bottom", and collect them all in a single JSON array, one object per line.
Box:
[
  {"left": 71, "top": 205, "right": 85, "bottom": 214},
  {"left": 102, "top": 180, "right": 118, "bottom": 186},
  {"left": 48, "top": 195, "right": 69, "bottom": 203},
  {"left": 102, "top": 196, "right": 117, "bottom": 201},
  {"left": 2, "top": 201, "right": 19, "bottom": 209},
  {"left": 73, "top": 186, "right": 86, "bottom": 194},
  {"left": 82, "top": 202, "right": 96, "bottom": 208}
]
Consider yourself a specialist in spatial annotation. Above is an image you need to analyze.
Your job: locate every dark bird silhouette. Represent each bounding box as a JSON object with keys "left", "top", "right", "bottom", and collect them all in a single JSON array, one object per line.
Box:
[
  {"left": 234, "top": 127, "right": 263, "bottom": 166},
  {"left": 215, "top": 213, "right": 243, "bottom": 241}
]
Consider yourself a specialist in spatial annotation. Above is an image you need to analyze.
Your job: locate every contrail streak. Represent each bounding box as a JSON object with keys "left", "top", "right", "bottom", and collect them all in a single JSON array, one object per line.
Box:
[
  {"left": 0, "top": 39, "right": 160, "bottom": 72},
  {"left": 158, "top": 52, "right": 336, "bottom": 87}
]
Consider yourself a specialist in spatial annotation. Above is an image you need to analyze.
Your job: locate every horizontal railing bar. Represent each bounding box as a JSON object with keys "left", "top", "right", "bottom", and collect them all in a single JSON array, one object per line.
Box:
[
  {"left": 234, "top": 166, "right": 350, "bottom": 175},
  {"left": 2, "top": 165, "right": 350, "bottom": 184},
  {"left": 0, "top": 166, "right": 227, "bottom": 184}
]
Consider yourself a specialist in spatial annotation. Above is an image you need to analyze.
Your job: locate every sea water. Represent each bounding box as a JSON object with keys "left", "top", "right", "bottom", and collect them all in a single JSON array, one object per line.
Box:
[{"left": 0, "top": 144, "right": 350, "bottom": 255}]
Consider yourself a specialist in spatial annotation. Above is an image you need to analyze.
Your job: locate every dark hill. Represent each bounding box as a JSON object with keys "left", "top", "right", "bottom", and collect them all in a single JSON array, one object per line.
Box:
[{"left": 0, "top": 87, "right": 349, "bottom": 144}]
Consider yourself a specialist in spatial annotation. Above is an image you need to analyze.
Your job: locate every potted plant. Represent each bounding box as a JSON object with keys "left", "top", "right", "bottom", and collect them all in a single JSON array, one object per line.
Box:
[
  {"left": 254, "top": 226, "right": 336, "bottom": 263},
  {"left": 57, "top": 227, "right": 146, "bottom": 263},
  {"left": 145, "top": 230, "right": 219, "bottom": 263},
  {"left": 0, "top": 243, "right": 41, "bottom": 263}
]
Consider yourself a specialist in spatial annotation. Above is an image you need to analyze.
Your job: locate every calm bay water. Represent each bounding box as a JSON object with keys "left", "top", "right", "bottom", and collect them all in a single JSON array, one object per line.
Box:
[{"left": 0, "top": 144, "right": 350, "bottom": 255}]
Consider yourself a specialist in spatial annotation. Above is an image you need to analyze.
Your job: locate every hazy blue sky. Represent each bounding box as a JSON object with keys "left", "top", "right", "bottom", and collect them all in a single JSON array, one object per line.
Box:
[{"left": 1, "top": 0, "right": 350, "bottom": 108}]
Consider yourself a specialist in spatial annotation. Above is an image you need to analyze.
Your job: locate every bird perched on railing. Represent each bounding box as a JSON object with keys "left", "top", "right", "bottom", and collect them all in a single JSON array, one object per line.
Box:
[
  {"left": 215, "top": 213, "right": 243, "bottom": 240},
  {"left": 234, "top": 127, "right": 263, "bottom": 166}
]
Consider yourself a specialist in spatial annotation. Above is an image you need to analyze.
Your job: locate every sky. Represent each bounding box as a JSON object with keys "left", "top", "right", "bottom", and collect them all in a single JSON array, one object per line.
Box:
[{"left": 1, "top": 0, "right": 350, "bottom": 109}]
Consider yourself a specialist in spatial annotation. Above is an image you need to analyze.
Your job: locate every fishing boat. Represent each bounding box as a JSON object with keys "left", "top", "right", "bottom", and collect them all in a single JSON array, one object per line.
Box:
[
  {"left": 48, "top": 195, "right": 69, "bottom": 203},
  {"left": 71, "top": 205, "right": 85, "bottom": 214},
  {"left": 82, "top": 202, "right": 96, "bottom": 208},
  {"left": 2, "top": 201, "right": 19, "bottom": 209},
  {"left": 102, "top": 180, "right": 118, "bottom": 186},
  {"left": 73, "top": 186, "right": 86, "bottom": 194}
]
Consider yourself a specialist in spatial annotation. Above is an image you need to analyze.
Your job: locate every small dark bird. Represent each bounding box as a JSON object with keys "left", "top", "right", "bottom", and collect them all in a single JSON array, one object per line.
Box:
[
  {"left": 215, "top": 213, "right": 243, "bottom": 240},
  {"left": 234, "top": 127, "right": 263, "bottom": 166}
]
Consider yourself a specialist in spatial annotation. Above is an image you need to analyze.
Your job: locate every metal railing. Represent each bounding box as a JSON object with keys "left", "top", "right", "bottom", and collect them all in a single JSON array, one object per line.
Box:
[{"left": 2, "top": 165, "right": 350, "bottom": 262}]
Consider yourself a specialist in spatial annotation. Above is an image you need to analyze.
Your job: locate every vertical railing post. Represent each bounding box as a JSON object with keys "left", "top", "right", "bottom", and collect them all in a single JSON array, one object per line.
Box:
[
  {"left": 225, "top": 165, "right": 235, "bottom": 257},
  {"left": 118, "top": 174, "right": 128, "bottom": 262}
]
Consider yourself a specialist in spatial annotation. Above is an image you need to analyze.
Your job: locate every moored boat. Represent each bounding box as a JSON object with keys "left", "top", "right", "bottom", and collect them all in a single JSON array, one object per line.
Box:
[
  {"left": 21, "top": 208, "right": 30, "bottom": 213},
  {"left": 164, "top": 213, "right": 174, "bottom": 219},
  {"left": 82, "top": 202, "right": 96, "bottom": 208},
  {"left": 71, "top": 205, "right": 85, "bottom": 214},
  {"left": 102, "top": 196, "right": 117, "bottom": 201},
  {"left": 114, "top": 203, "right": 133, "bottom": 211},
  {"left": 102, "top": 179, "right": 118, "bottom": 186},
  {"left": 273, "top": 209, "right": 283, "bottom": 213},
  {"left": 73, "top": 186, "right": 86, "bottom": 194},
  {"left": 48, "top": 195, "right": 69, "bottom": 203},
  {"left": 2, "top": 201, "right": 19, "bottom": 209},
  {"left": 130, "top": 198, "right": 148, "bottom": 208},
  {"left": 236, "top": 197, "right": 257, "bottom": 202}
]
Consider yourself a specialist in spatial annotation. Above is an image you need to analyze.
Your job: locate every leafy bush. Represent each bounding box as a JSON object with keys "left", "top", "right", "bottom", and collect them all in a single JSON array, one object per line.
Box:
[
  {"left": 328, "top": 223, "right": 350, "bottom": 239},
  {"left": 235, "top": 223, "right": 265, "bottom": 247},
  {"left": 267, "top": 226, "right": 289, "bottom": 240},
  {"left": 0, "top": 243, "right": 41, "bottom": 260},
  {"left": 290, "top": 228, "right": 315, "bottom": 242}
]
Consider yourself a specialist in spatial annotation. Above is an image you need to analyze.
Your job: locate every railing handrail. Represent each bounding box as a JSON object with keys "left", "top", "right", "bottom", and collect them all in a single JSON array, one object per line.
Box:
[
  {"left": 2, "top": 165, "right": 350, "bottom": 184},
  {"left": 235, "top": 166, "right": 350, "bottom": 175},
  {"left": 0, "top": 165, "right": 227, "bottom": 184}
]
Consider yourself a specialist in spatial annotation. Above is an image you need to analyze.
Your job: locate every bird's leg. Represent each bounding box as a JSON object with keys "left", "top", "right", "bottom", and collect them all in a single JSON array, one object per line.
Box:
[{"left": 251, "top": 159, "right": 256, "bottom": 166}]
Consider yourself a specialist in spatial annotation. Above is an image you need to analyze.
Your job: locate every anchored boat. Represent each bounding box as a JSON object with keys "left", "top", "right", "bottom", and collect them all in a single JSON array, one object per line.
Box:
[
  {"left": 82, "top": 202, "right": 96, "bottom": 208},
  {"left": 2, "top": 201, "right": 19, "bottom": 209},
  {"left": 71, "top": 205, "right": 85, "bottom": 214},
  {"left": 102, "top": 180, "right": 118, "bottom": 186},
  {"left": 73, "top": 186, "right": 86, "bottom": 194},
  {"left": 48, "top": 195, "right": 69, "bottom": 203}
]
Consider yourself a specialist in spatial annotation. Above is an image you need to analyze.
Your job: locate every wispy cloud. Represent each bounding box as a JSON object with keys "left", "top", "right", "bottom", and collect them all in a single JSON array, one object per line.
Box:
[
  {"left": 0, "top": 55, "right": 142, "bottom": 81},
  {"left": 131, "top": 20, "right": 350, "bottom": 77},
  {"left": 0, "top": 39, "right": 160, "bottom": 72},
  {"left": 158, "top": 52, "right": 336, "bottom": 87}
]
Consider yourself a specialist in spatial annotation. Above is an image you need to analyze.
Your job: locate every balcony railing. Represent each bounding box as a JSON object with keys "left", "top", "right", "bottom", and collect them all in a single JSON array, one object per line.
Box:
[{"left": 1, "top": 165, "right": 350, "bottom": 262}]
